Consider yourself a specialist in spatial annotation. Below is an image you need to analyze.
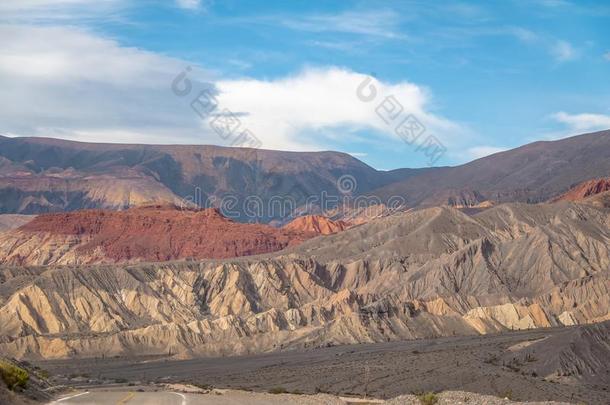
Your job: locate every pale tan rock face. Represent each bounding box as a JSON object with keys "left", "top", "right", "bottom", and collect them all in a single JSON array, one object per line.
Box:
[
  {"left": 0, "top": 202, "right": 609, "bottom": 360},
  {"left": 0, "top": 214, "right": 35, "bottom": 232},
  {"left": 283, "top": 215, "right": 349, "bottom": 235}
]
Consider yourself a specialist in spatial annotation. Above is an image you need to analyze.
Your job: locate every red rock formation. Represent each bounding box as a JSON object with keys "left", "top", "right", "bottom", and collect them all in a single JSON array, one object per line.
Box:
[
  {"left": 283, "top": 215, "right": 349, "bottom": 235},
  {"left": 552, "top": 178, "right": 610, "bottom": 202},
  {"left": 16, "top": 205, "right": 315, "bottom": 263}
]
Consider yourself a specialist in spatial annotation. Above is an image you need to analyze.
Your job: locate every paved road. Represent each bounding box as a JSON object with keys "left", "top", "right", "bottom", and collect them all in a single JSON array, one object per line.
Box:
[
  {"left": 49, "top": 389, "right": 361, "bottom": 405},
  {"left": 52, "top": 391, "right": 188, "bottom": 405}
]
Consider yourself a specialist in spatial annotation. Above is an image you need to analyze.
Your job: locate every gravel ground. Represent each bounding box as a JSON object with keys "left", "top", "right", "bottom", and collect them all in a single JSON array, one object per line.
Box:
[
  {"left": 387, "top": 391, "right": 571, "bottom": 404},
  {"left": 39, "top": 329, "right": 608, "bottom": 404}
]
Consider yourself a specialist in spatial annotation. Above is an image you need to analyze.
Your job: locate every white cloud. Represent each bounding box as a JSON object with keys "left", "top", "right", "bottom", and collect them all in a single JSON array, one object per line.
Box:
[
  {"left": 507, "top": 27, "right": 538, "bottom": 42},
  {"left": 467, "top": 146, "right": 507, "bottom": 160},
  {"left": 0, "top": 0, "right": 123, "bottom": 22},
  {"left": 551, "top": 40, "right": 577, "bottom": 62},
  {"left": 0, "top": 24, "right": 216, "bottom": 144},
  {"left": 278, "top": 9, "right": 404, "bottom": 39},
  {"left": 551, "top": 111, "right": 610, "bottom": 132},
  {"left": 306, "top": 40, "right": 363, "bottom": 52},
  {"left": 537, "top": 0, "right": 570, "bottom": 7},
  {"left": 604, "top": 51, "right": 610, "bottom": 61},
  {"left": 0, "top": 2, "right": 504, "bottom": 167},
  {"left": 0, "top": 23, "right": 462, "bottom": 156},
  {"left": 0, "top": 0, "right": 92, "bottom": 9},
  {"left": 215, "top": 67, "right": 461, "bottom": 151},
  {"left": 0, "top": 0, "right": 115, "bottom": 11},
  {"left": 0, "top": 25, "right": 182, "bottom": 85},
  {"left": 175, "top": 0, "right": 202, "bottom": 10}
]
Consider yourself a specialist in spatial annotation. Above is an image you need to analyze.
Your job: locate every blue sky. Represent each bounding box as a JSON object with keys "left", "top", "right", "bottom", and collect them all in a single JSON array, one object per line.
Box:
[{"left": 1, "top": 0, "right": 609, "bottom": 169}]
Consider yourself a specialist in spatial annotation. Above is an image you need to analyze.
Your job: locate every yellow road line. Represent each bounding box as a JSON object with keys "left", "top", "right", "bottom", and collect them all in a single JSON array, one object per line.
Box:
[{"left": 117, "top": 392, "right": 136, "bottom": 404}]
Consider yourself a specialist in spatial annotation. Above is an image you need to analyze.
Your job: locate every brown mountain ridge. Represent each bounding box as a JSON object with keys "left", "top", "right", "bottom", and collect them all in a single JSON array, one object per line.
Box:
[{"left": 1, "top": 129, "right": 610, "bottom": 221}]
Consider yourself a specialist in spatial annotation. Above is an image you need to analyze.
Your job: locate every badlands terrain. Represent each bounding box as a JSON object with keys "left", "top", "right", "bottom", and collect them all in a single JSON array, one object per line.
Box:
[{"left": 1, "top": 201, "right": 609, "bottom": 361}]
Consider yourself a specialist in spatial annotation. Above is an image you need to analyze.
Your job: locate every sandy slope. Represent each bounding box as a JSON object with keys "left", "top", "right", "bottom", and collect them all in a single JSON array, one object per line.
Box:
[
  {"left": 283, "top": 215, "right": 350, "bottom": 235},
  {"left": 0, "top": 214, "right": 35, "bottom": 232}
]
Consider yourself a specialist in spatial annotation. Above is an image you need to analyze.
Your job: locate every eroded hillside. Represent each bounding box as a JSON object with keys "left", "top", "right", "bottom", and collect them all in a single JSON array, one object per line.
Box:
[
  {"left": 0, "top": 202, "right": 608, "bottom": 362},
  {"left": 0, "top": 205, "right": 318, "bottom": 265}
]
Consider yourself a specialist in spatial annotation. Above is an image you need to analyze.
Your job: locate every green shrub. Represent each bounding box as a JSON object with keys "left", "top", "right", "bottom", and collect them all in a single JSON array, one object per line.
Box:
[
  {"left": 0, "top": 360, "right": 29, "bottom": 391},
  {"left": 501, "top": 389, "right": 514, "bottom": 400},
  {"left": 418, "top": 392, "right": 439, "bottom": 405}
]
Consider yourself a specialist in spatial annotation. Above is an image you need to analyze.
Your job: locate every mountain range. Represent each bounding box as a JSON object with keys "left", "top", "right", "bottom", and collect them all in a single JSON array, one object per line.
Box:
[
  {"left": 1, "top": 130, "right": 609, "bottom": 222},
  {"left": 1, "top": 172, "right": 609, "bottom": 267}
]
